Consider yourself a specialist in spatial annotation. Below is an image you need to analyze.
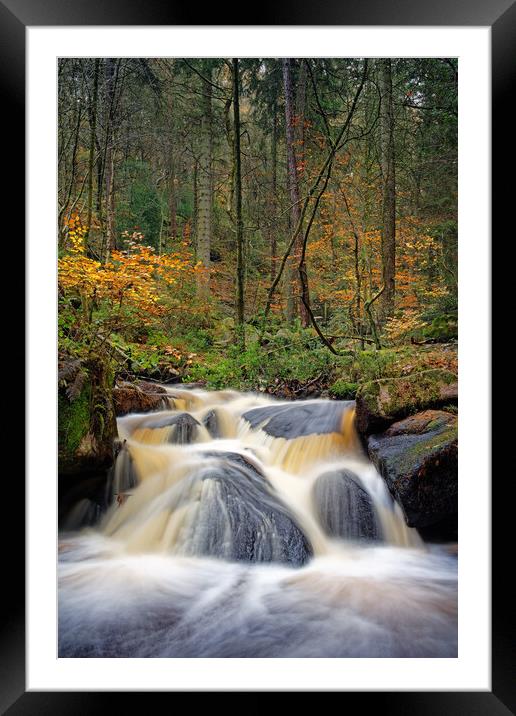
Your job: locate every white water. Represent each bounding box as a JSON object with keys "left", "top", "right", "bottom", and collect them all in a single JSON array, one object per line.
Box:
[{"left": 59, "top": 388, "right": 457, "bottom": 657}]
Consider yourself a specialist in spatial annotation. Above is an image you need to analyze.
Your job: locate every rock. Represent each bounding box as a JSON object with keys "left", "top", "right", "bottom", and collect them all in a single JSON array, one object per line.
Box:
[
  {"left": 108, "top": 444, "right": 140, "bottom": 498},
  {"left": 113, "top": 380, "right": 169, "bottom": 416},
  {"left": 142, "top": 412, "right": 201, "bottom": 444},
  {"left": 355, "top": 369, "right": 458, "bottom": 435},
  {"left": 202, "top": 409, "right": 220, "bottom": 437},
  {"left": 312, "top": 469, "right": 381, "bottom": 542},
  {"left": 165, "top": 453, "right": 313, "bottom": 566},
  {"left": 367, "top": 410, "right": 457, "bottom": 535},
  {"left": 166, "top": 413, "right": 200, "bottom": 444},
  {"left": 242, "top": 400, "right": 353, "bottom": 439},
  {"left": 202, "top": 450, "right": 263, "bottom": 476},
  {"left": 58, "top": 353, "right": 118, "bottom": 476}
]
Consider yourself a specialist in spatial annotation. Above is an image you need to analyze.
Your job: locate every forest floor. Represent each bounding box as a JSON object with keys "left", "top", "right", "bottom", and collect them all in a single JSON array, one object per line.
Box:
[{"left": 117, "top": 329, "right": 458, "bottom": 400}]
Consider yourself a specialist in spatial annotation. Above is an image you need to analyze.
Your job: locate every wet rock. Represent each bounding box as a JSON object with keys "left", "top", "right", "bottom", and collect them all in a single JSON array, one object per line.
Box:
[
  {"left": 113, "top": 380, "right": 169, "bottom": 417},
  {"left": 108, "top": 444, "right": 140, "bottom": 496},
  {"left": 367, "top": 410, "right": 457, "bottom": 536},
  {"left": 141, "top": 412, "right": 200, "bottom": 444},
  {"left": 312, "top": 469, "right": 381, "bottom": 542},
  {"left": 58, "top": 472, "right": 110, "bottom": 528},
  {"left": 166, "top": 413, "right": 200, "bottom": 444},
  {"left": 355, "top": 369, "right": 458, "bottom": 435},
  {"left": 61, "top": 498, "right": 101, "bottom": 530},
  {"left": 202, "top": 409, "right": 219, "bottom": 437},
  {"left": 202, "top": 450, "right": 263, "bottom": 476},
  {"left": 243, "top": 400, "right": 353, "bottom": 439},
  {"left": 179, "top": 458, "right": 313, "bottom": 566}
]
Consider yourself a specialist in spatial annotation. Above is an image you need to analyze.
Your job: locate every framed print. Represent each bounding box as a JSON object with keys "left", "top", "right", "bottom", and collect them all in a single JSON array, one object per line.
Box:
[{"left": 2, "top": 0, "right": 511, "bottom": 709}]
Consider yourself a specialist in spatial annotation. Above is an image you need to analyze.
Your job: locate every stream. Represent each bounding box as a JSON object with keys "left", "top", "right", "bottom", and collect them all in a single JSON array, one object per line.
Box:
[{"left": 58, "top": 387, "right": 457, "bottom": 657}]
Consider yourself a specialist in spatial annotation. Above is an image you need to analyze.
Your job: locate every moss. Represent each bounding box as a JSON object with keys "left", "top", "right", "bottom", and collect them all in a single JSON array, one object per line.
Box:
[
  {"left": 397, "top": 425, "right": 458, "bottom": 473},
  {"left": 426, "top": 418, "right": 444, "bottom": 431},
  {"left": 58, "top": 384, "right": 91, "bottom": 457},
  {"left": 442, "top": 404, "right": 458, "bottom": 415},
  {"left": 360, "top": 369, "right": 456, "bottom": 417},
  {"left": 58, "top": 353, "right": 118, "bottom": 474},
  {"left": 355, "top": 369, "right": 457, "bottom": 435},
  {"left": 87, "top": 357, "right": 117, "bottom": 446},
  {"left": 329, "top": 380, "right": 359, "bottom": 399}
]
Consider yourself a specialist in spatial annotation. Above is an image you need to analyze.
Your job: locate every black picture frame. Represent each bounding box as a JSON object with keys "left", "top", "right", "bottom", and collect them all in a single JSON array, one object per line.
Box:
[{"left": 3, "top": 0, "right": 511, "bottom": 710}]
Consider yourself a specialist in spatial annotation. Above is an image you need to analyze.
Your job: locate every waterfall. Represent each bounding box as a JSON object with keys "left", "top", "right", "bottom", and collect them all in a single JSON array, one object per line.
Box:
[{"left": 59, "top": 388, "right": 457, "bottom": 657}]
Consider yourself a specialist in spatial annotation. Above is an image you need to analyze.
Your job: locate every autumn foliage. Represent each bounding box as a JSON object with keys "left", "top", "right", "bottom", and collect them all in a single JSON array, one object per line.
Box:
[{"left": 59, "top": 216, "right": 201, "bottom": 324}]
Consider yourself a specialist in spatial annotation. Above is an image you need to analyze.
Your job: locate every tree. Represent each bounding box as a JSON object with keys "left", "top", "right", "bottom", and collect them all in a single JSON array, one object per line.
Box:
[
  {"left": 196, "top": 61, "right": 214, "bottom": 297},
  {"left": 378, "top": 58, "right": 396, "bottom": 319},
  {"left": 232, "top": 59, "right": 245, "bottom": 347},
  {"left": 102, "top": 58, "right": 119, "bottom": 263},
  {"left": 282, "top": 58, "right": 309, "bottom": 326}
]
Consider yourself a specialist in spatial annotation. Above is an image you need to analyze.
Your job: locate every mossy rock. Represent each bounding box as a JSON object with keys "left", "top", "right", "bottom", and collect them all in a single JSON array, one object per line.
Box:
[
  {"left": 367, "top": 410, "right": 457, "bottom": 536},
  {"left": 355, "top": 369, "right": 457, "bottom": 435},
  {"left": 58, "top": 354, "right": 118, "bottom": 475}
]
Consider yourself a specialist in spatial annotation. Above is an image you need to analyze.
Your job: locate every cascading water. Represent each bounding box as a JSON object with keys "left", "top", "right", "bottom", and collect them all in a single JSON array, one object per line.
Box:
[{"left": 59, "top": 388, "right": 457, "bottom": 657}]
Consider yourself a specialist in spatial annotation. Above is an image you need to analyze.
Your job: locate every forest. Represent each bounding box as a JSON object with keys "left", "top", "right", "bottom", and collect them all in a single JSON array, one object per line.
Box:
[{"left": 58, "top": 57, "right": 457, "bottom": 396}]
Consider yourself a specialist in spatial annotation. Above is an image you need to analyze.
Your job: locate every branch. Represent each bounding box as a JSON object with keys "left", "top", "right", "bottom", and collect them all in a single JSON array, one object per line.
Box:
[
  {"left": 262, "top": 60, "right": 369, "bottom": 329},
  {"left": 182, "top": 60, "right": 228, "bottom": 99},
  {"left": 364, "top": 284, "right": 385, "bottom": 350}
]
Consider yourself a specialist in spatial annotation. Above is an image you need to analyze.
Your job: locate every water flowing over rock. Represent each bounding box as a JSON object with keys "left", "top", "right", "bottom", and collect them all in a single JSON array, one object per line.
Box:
[
  {"left": 173, "top": 457, "right": 312, "bottom": 565},
  {"left": 59, "top": 387, "right": 457, "bottom": 658}
]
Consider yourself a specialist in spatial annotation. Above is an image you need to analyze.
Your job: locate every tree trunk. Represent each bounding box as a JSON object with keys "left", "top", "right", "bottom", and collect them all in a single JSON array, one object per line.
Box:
[
  {"left": 103, "top": 58, "right": 117, "bottom": 263},
  {"left": 294, "top": 59, "right": 308, "bottom": 182},
  {"left": 168, "top": 160, "right": 177, "bottom": 246},
  {"left": 85, "top": 59, "right": 100, "bottom": 247},
  {"left": 58, "top": 96, "right": 82, "bottom": 246},
  {"left": 196, "top": 63, "right": 213, "bottom": 297},
  {"left": 232, "top": 59, "right": 245, "bottom": 348},
  {"left": 282, "top": 58, "right": 309, "bottom": 327},
  {"left": 379, "top": 59, "right": 396, "bottom": 319},
  {"left": 192, "top": 158, "right": 198, "bottom": 250},
  {"left": 270, "top": 99, "right": 278, "bottom": 282}
]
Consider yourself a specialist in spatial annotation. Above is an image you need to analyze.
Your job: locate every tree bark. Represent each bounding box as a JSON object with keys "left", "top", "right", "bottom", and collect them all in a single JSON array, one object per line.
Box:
[
  {"left": 103, "top": 58, "right": 117, "bottom": 263},
  {"left": 294, "top": 59, "right": 308, "bottom": 182},
  {"left": 270, "top": 99, "right": 278, "bottom": 282},
  {"left": 85, "top": 59, "right": 100, "bottom": 246},
  {"left": 168, "top": 160, "right": 177, "bottom": 246},
  {"left": 232, "top": 59, "right": 245, "bottom": 347},
  {"left": 379, "top": 58, "right": 396, "bottom": 319},
  {"left": 196, "top": 62, "right": 213, "bottom": 297},
  {"left": 282, "top": 58, "right": 309, "bottom": 326}
]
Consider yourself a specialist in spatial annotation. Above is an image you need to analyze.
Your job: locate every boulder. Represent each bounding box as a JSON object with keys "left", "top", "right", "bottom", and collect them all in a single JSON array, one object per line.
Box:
[
  {"left": 367, "top": 410, "right": 457, "bottom": 537},
  {"left": 189, "top": 459, "right": 313, "bottom": 565},
  {"left": 312, "top": 469, "right": 381, "bottom": 542},
  {"left": 242, "top": 400, "right": 353, "bottom": 439},
  {"left": 166, "top": 413, "right": 200, "bottom": 444},
  {"left": 113, "top": 380, "right": 169, "bottom": 416},
  {"left": 202, "top": 409, "right": 220, "bottom": 437},
  {"left": 355, "top": 369, "right": 457, "bottom": 435}
]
